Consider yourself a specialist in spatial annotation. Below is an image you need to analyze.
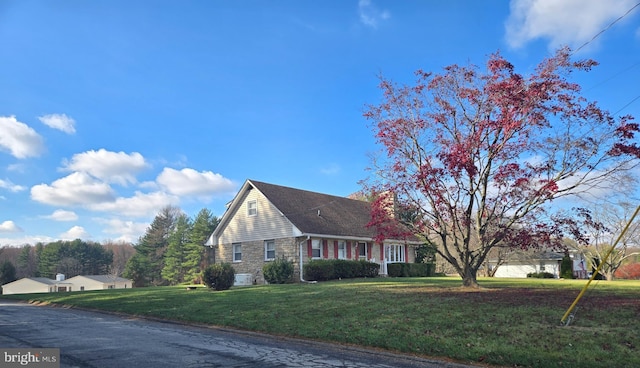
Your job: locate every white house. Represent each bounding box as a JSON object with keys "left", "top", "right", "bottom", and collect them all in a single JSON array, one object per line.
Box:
[
  {"left": 489, "top": 252, "right": 564, "bottom": 278},
  {"left": 65, "top": 275, "right": 132, "bottom": 291},
  {"left": 1, "top": 277, "right": 73, "bottom": 295},
  {"left": 2, "top": 274, "right": 132, "bottom": 295}
]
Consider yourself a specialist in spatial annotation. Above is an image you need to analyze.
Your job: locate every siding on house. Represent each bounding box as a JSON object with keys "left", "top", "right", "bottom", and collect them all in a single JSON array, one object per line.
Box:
[
  {"left": 1, "top": 277, "right": 72, "bottom": 295},
  {"left": 492, "top": 260, "right": 561, "bottom": 278},
  {"left": 218, "top": 187, "right": 297, "bottom": 245},
  {"left": 65, "top": 275, "right": 132, "bottom": 291}
]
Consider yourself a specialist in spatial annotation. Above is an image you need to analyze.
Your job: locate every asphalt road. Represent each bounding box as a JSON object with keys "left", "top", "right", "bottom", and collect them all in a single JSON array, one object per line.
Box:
[{"left": 0, "top": 300, "right": 478, "bottom": 368}]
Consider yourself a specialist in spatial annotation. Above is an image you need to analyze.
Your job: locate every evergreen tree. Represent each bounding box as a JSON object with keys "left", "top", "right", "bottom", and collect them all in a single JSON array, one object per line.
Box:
[
  {"left": 0, "top": 260, "right": 17, "bottom": 285},
  {"left": 17, "top": 245, "right": 38, "bottom": 278},
  {"left": 127, "top": 206, "right": 180, "bottom": 286},
  {"left": 162, "top": 214, "right": 192, "bottom": 284},
  {"left": 36, "top": 240, "right": 113, "bottom": 278},
  {"left": 190, "top": 208, "right": 220, "bottom": 272},
  {"left": 123, "top": 253, "right": 150, "bottom": 287}
]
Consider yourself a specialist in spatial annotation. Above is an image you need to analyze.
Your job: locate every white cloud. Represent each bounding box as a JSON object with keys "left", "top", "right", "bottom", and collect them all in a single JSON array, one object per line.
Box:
[
  {"left": 505, "top": 0, "right": 637, "bottom": 50},
  {"left": 97, "top": 218, "right": 149, "bottom": 243},
  {"left": 60, "top": 225, "right": 90, "bottom": 240},
  {"left": 0, "top": 235, "right": 55, "bottom": 247},
  {"left": 31, "top": 172, "right": 115, "bottom": 206},
  {"left": 88, "top": 191, "right": 180, "bottom": 217},
  {"left": 38, "top": 113, "right": 76, "bottom": 134},
  {"left": 0, "top": 220, "right": 23, "bottom": 233},
  {"left": 0, "top": 178, "right": 26, "bottom": 192},
  {"left": 156, "top": 168, "right": 236, "bottom": 198},
  {"left": 0, "top": 116, "right": 45, "bottom": 159},
  {"left": 358, "top": 0, "right": 390, "bottom": 28},
  {"left": 63, "top": 149, "right": 148, "bottom": 185},
  {"left": 42, "top": 210, "right": 78, "bottom": 222}
]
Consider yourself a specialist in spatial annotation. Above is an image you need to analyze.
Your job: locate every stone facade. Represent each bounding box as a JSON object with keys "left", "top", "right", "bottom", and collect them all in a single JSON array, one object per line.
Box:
[
  {"left": 217, "top": 237, "right": 300, "bottom": 284},
  {"left": 216, "top": 236, "right": 415, "bottom": 284}
]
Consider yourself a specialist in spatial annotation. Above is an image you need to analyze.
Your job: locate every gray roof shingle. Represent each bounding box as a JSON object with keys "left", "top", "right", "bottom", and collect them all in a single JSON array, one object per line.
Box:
[{"left": 249, "top": 180, "right": 377, "bottom": 239}]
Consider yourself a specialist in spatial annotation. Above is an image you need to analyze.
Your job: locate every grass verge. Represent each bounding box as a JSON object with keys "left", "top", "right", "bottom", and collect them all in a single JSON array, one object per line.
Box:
[{"left": 3, "top": 277, "right": 639, "bottom": 367}]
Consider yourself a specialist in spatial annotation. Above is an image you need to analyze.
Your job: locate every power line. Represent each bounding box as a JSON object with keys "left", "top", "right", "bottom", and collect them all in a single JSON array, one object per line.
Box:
[
  {"left": 614, "top": 94, "right": 640, "bottom": 115},
  {"left": 572, "top": 1, "right": 640, "bottom": 55}
]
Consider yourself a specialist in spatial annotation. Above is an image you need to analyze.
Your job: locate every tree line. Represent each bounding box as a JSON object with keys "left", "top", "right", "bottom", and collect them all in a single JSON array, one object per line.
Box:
[
  {"left": 0, "top": 206, "right": 219, "bottom": 288},
  {"left": 0, "top": 239, "right": 127, "bottom": 286}
]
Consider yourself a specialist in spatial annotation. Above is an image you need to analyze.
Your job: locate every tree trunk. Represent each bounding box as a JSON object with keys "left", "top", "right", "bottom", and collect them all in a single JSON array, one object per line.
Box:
[
  {"left": 605, "top": 270, "right": 614, "bottom": 281},
  {"left": 461, "top": 267, "right": 480, "bottom": 288}
]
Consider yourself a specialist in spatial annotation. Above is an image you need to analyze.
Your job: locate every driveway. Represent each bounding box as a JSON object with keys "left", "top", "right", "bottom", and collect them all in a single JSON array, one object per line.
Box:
[{"left": 0, "top": 300, "right": 477, "bottom": 368}]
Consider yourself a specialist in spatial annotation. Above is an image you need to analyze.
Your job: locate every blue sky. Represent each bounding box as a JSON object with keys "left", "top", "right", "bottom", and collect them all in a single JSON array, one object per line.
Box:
[{"left": 1, "top": 0, "right": 639, "bottom": 246}]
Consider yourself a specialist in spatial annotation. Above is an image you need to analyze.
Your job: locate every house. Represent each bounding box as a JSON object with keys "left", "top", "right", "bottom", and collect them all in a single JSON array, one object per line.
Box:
[
  {"left": 1, "top": 276, "right": 73, "bottom": 295},
  {"left": 488, "top": 249, "right": 589, "bottom": 279},
  {"left": 1, "top": 274, "right": 132, "bottom": 295},
  {"left": 205, "top": 179, "right": 419, "bottom": 285},
  {"left": 65, "top": 275, "right": 132, "bottom": 291},
  {"left": 490, "top": 252, "right": 563, "bottom": 278}
]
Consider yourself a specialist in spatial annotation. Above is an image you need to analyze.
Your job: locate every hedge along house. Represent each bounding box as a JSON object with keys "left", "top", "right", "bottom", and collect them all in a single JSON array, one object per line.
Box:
[{"left": 205, "top": 179, "right": 418, "bottom": 285}]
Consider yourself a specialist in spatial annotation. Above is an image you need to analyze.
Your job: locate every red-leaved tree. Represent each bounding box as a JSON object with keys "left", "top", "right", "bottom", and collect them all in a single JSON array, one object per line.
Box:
[{"left": 364, "top": 48, "right": 640, "bottom": 288}]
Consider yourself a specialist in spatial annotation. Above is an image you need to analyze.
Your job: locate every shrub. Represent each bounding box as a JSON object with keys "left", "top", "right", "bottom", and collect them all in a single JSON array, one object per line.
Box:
[
  {"left": 358, "top": 260, "right": 381, "bottom": 278},
  {"left": 387, "top": 263, "right": 433, "bottom": 277},
  {"left": 304, "top": 259, "right": 380, "bottom": 281},
  {"left": 614, "top": 263, "right": 640, "bottom": 280},
  {"left": 304, "top": 260, "right": 335, "bottom": 281},
  {"left": 332, "top": 259, "right": 357, "bottom": 279},
  {"left": 526, "top": 271, "right": 555, "bottom": 279},
  {"left": 263, "top": 257, "right": 294, "bottom": 284},
  {"left": 560, "top": 255, "right": 574, "bottom": 279},
  {"left": 202, "top": 263, "right": 235, "bottom": 291}
]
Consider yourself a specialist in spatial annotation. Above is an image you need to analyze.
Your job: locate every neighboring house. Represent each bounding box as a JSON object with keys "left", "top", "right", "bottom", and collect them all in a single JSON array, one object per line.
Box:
[
  {"left": 206, "top": 179, "right": 418, "bottom": 285},
  {"left": 65, "top": 275, "right": 132, "bottom": 291},
  {"left": 489, "top": 251, "right": 564, "bottom": 278},
  {"left": 1, "top": 274, "right": 132, "bottom": 295},
  {"left": 489, "top": 249, "right": 590, "bottom": 279},
  {"left": 1, "top": 276, "right": 73, "bottom": 295}
]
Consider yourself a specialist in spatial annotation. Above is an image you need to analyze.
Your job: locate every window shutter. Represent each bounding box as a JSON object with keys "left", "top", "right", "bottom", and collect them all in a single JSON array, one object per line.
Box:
[
  {"left": 307, "top": 239, "right": 313, "bottom": 258},
  {"left": 404, "top": 245, "right": 409, "bottom": 263},
  {"left": 322, "top": 239, "right": 329, "bottom": 259},
  {"left": 346, "top": 241, "right": 352, "bottom": 259},
  {"left": 334, "top": 241, "right": 339, "bottom": 259},
  {"left": 379, "top": 243, "right": 384, "bottom": 261},
  {"left": 367, "top": 243, "right": 372, "bottom": 260}
]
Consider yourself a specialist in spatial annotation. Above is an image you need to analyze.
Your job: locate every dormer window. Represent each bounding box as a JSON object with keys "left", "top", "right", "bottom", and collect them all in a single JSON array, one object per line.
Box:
[{"left": 247, "top": 200, "right": 257, "bottom": 216}]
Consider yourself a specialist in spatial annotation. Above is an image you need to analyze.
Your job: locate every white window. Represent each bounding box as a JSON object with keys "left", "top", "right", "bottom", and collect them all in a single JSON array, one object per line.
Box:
[
  {"left": 337, "top": 241, "right": 346, "bottom": 259},
  {"left": 265, "top": 240, "right": 276, "bottom": 261},
  {"left": 247, "top": 200, "right": 257, "bottom": 216},
  {"left": 358, "top": 242, "right": 368, "bottom": 260},
  {"left": 312, "top": 239, "right": 322, "bottom": 259},
  {"left": 233, "top": 243, "right": 242, "bottom": 262},
  {"left": 386, "top": 244, "right": 405, "bottom": 263}
]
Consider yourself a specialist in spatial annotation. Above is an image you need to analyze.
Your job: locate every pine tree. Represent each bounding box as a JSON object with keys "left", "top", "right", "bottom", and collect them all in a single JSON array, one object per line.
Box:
[
  {"left": 127, "top": 206, "right": 180, "bottom": 286},
  {"left": 190, "top": 208, "right": 220, "bottom": 274},
  {"left": 162, "top": 214, "right": 191, "bottom": 285}
]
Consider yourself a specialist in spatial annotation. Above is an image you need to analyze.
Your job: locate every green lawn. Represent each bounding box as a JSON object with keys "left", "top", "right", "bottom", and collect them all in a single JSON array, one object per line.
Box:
[{"left": 3, "top": 277, "right": 639, "bottom": 367}]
